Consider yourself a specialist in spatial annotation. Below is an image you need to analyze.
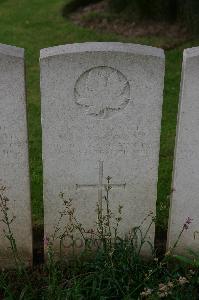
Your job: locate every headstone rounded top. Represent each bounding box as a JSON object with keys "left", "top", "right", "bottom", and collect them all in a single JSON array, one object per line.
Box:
[
  {"left": 40, "top": 42, "right": 164, "bottom": 60},
  {"left": 0, "top": 43, "right": 24, "bottom": 58},
  {"left": 184, "top": 46, "right": 199, "bottom": 59}
]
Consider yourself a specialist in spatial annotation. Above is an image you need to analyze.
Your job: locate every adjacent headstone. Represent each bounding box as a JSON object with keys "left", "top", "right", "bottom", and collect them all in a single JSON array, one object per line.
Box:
[
  {"left": 0, "top": 44, "right": 32, "bottom": 267},
  {"left": 168, "top": 47, "right": 199, "bottom": 254},
  {"left": 40, "top": 42, "right": 165, "bottom": 257}
]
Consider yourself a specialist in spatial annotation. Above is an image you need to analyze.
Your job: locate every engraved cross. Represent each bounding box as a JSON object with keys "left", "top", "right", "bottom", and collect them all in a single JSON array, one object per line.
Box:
[{"left": 76, "top": 161, "right": 126, "bottom": 207}]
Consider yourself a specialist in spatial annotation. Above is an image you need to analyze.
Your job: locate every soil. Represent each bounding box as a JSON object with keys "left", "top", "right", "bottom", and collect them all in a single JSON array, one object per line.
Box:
[
  {"left": 67, "top": 0, "right": 190, "bottom": 49},
  {"left": 33, "top": 224, "right": 44, "bottom": 264}
]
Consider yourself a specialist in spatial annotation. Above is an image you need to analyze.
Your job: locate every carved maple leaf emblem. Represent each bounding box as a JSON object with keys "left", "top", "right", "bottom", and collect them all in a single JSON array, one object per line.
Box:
[{"left": 74, "top": 66, "right": 130, "bottom": 118}]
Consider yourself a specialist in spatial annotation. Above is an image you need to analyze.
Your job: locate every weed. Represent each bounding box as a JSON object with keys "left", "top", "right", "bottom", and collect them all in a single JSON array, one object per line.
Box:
[{"left": 0, "top": 185, "right": 199, "bottom": 298}]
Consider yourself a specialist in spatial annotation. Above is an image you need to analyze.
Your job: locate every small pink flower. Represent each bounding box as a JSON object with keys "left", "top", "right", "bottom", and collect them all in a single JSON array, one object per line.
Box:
[
  {"left": 44, "top": 236, "right": 50, "bottom": 247},
  {"left": 178, "top": 276, "right": 189, "bottom": 285},
  {"left": 183, "top": 217, "right": 193, "bottom": 230},
  {"left": 183, "top": 224, "right": 189, "bottom": 230},
  {"left": 186, "top": 217, "right": 193, "bottom": 225}
]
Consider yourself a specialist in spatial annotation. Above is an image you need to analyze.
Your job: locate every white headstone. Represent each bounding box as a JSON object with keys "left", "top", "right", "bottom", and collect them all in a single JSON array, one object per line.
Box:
[
  {"left": 40, "top": 42, "right": 165, "bottom": 257},
  {"left": 168, "top": 47, "right": 199, "bottom": 254},
  {"left": 0, "top": 44, "right": 32, "bottom": 267}
]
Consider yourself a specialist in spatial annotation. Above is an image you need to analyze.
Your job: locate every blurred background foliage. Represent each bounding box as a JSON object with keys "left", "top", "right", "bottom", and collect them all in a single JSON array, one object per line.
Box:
[{"left": 108, "top": 0, "right": 199, "bottom": 33}]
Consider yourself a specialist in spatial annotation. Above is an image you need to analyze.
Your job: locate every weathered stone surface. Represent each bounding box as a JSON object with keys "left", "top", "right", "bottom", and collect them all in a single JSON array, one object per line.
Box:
[
  {"left": 167, "top": 47, "right": 199, "bottom": 254},
  {"left": 40, "top": 42, "right": 165, "bottom": 257},
  {"left": 0, "top": 44, "right": 32, "bottom": 267}
]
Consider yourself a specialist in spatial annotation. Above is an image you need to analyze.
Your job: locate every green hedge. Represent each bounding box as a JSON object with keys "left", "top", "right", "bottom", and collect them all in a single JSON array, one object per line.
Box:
[
  {"left": 108, "top": 0, "right": 199, "bottom": 33},
  {"left": 179, "top": 0, "right": 199, "bottom": 33},
  {"left": 108, "top": 0, "right": 177, "bottom": 21},
  {"left": 63, "top": 0, "right": 101, "bottom": 16}
]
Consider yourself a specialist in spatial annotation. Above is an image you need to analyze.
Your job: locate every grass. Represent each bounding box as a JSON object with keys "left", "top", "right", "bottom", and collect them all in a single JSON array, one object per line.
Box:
[
  {"left": 1, "top": 243, "right": 198, "bottom": 299},
  {"left": 0, "top": 0, "right": 196, "bottom": 229},
  {"left": 1, "top": 185, "right": 199, "bottom": 299},
  {"left": 2, "top": 1, "right": 199, "bottom": 297}
]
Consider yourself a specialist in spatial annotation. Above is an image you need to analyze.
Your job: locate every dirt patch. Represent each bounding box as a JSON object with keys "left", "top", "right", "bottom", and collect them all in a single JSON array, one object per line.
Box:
[
  {"left": 33, "top": 223, "right": 44, "bottom": 265},
  {"left": 67, "top": 0, "right": 190, "bottom": 49}
]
